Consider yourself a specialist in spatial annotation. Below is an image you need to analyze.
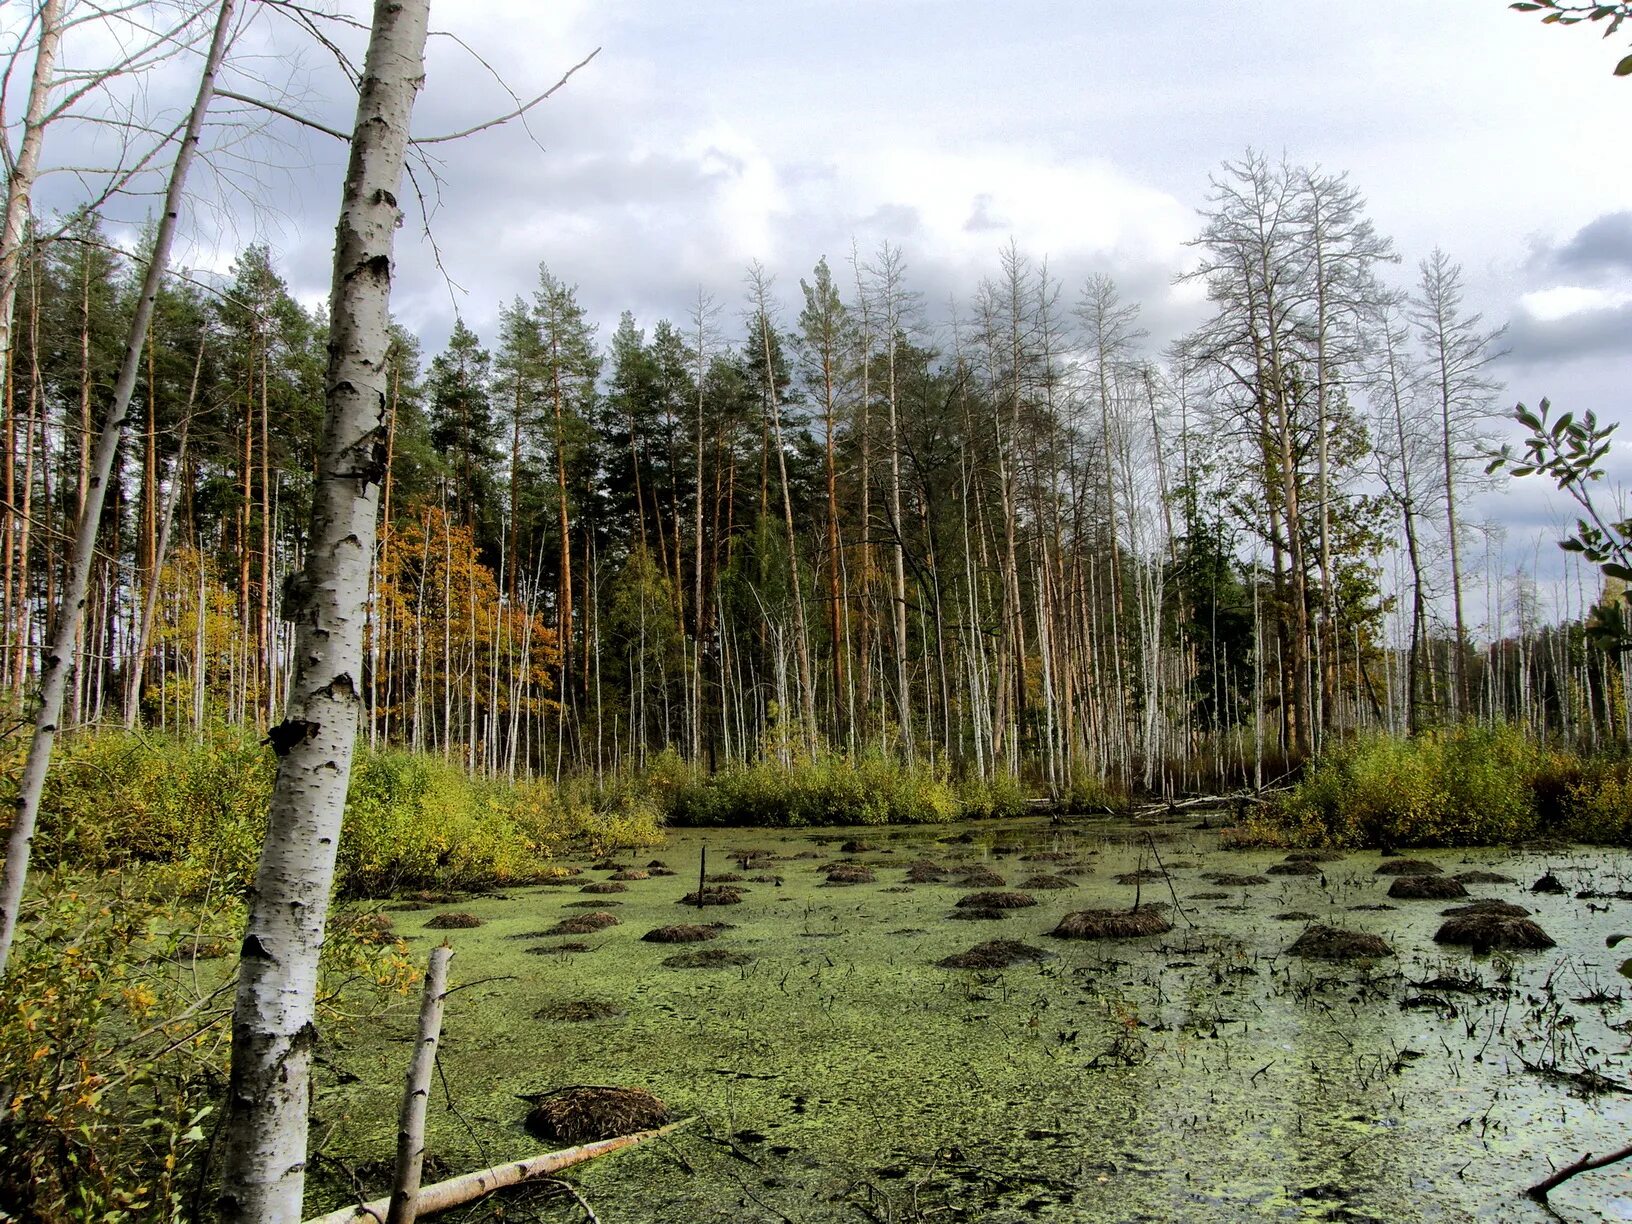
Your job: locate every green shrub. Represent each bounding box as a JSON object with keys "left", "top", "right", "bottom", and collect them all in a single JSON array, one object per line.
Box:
[
  {"left": 15, "top": 727, "right": 661, "bottom": 901},
  {"left": 0, "top": 865, "right": 420, "bottom": 1218},
  {"left": 1259, "top": 725, "right": 1542, "bottom": 848},
  {"left": 663, "top": 754, "right": 988, "bottom": 827},
  {"left": 1560, "top": 757, "right": 1632, "bottom": 845}
]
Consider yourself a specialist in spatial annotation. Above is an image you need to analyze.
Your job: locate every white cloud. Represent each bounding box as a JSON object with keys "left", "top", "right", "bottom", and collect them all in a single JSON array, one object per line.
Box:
[{"left": 1517, "top": 285, "right": 1632, "bottom": 323}]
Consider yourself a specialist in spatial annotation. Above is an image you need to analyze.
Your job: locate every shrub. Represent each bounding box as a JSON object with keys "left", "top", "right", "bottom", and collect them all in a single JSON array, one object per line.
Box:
[
  {"left": 1251, "top": 725, "right": 1542, "bottom": 849},
  {"left": 0, "top": 868, "right": 417, "bottom": 1218},
  {"left": 1560, "top": 757, "right": 1632, "bottom": 845},
  {"left": 663, "top": 754, "right": 991, "bottom": 828},
  {"left": 12, "top": 727, "right": 663, "bottom": 901}
]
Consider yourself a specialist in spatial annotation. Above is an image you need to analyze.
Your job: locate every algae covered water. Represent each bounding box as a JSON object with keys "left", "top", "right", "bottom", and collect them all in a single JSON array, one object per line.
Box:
[{"left": 310, "top": 816, "right": 1632, "bottom": 1222}]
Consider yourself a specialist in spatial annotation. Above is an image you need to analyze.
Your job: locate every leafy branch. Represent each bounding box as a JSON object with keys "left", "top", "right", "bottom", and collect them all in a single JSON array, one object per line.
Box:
[
  {"left": 1510, "top": 2, "right": 1632, "bottom": 75},
  {"left": 1489, "top": 399, "right": 1632, "bottom": 649}
]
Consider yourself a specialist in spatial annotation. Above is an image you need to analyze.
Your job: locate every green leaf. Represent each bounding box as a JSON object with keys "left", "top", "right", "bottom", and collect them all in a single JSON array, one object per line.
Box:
[
  {"left": 1615, "top": 51, "right": 1632, "bottom": 75},
  {"left": 1619, "top": 957, "right": 1632, "bottom": 980},
  {"left": 1604, "top": 562, "right": 1632, "bottom": 581}
]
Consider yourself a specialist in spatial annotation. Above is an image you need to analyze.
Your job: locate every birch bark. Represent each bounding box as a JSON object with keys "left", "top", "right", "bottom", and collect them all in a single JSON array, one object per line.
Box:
[{"left": 218, "top": 2, "right": 430, "bottom": 1218}]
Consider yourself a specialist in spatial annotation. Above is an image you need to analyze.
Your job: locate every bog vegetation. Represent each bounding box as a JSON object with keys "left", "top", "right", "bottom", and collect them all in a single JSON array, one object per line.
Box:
[{"left": 2, "top": 0, "right": 1631, "bottom": 1217}]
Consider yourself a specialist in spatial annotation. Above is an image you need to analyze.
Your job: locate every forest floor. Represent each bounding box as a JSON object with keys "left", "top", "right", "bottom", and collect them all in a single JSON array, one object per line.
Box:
[{"left": 305, "top": 814, "right": 1632, "bottom": 1223}]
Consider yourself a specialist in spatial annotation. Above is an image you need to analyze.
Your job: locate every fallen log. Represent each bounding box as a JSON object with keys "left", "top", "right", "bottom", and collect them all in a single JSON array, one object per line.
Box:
[
  {"left": 1527, "top": 1140, "right": 1632, "bottom": 1203},
  {"left": 304, "top": 1117, "right": 697, "bottom": 1224}
]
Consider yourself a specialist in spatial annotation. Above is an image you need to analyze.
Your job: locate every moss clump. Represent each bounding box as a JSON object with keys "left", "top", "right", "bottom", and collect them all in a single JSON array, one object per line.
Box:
[
  {"left": 955, "top": 891, "right": 1036, "bottom": 910},
  {"left": 822, "top": 864, "right": 875, "bottom": 885},
  {"left": 957, "top": 867, "right": 1006, "bottom": 888},
  {"left": 1018, "top": 874, "right": 1074, "bottom": 890},
  {"left": 546, "top": 911, "right": 621, "bottom": 935},
  {"left": 580, "top": 881, "right": 629, "bottom": 894},
  {"left": 677, "top": 886, "right": 744, "bottom": 906},
  {"left": 1434, "top": 913, "right": 1555, "bottom": 952},
  {"left": 563, "top": 899, "right": 623, "bottom": 908},
  {"left": 1284, "top": 851, "right": 1343, "bottom": 863},
  {"left": 840, "top": 839, "right": 880, "bottom": 853},
  {"left": 1021, "top": 850, "right": 1073, "bottom": 862},
  {"left": 1531, "top": 873, "right": 1567, "bottom": 894},
  {"left": 1204, "top": 872, "right": 1269, "bottom": 887},
  {"left": 641, "top": 924, "right": 724, "bottom": 943},
  {"left": 937, "top": 940, "right": 1052, "bottom": 969},
  {"left": 661, "top": 948, "right": 752, "bottom": 968},
  {"left": 527, "top": 941, "right": 591, "bottom": 955},
  {"left": 1286, "top": 925, "right": 1392, "bottom": 960},
  {"left": 949, "top": 908, "right": 1009, "bottom": 921},
  {"left": 523, "top": 1085, "right": 670, "bottom": 1144},
  {"left": 423, "top": 912, "right": 480, "bottom": 930},
  {"left": 1387, "top": 875, "right": 1468, "bottom": 900},
  {"left": 1266, "top": 861, "right": 1321, "bottom": 877},
  {"left": 534, "top": 999, "right": 625, "bottom": 1022},
  {"left": 1050, "top": 906, "right": 1172, "bottom": 940},
  {"left": 1374, "top": 859, "right": 1442, "bottom": 876},
  {"left": 609, "top": 868, "right": 650, "bottom": 881}
]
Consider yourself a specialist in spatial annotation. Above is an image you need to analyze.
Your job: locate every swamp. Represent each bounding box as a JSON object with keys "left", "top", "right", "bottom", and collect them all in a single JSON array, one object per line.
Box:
[{"left": 304, "top": 813, "right": 1632, "bottom": 1223}]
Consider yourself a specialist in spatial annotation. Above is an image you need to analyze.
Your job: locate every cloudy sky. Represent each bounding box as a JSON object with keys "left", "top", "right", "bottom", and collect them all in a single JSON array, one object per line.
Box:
[{"left": 27, "top": 0, "right": 1632, "bottom": 626}]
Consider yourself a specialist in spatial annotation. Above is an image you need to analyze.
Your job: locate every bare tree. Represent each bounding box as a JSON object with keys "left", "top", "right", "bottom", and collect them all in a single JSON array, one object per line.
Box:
[{"left": 1412, "top": 248, "right": 1504, "bottom": 715}]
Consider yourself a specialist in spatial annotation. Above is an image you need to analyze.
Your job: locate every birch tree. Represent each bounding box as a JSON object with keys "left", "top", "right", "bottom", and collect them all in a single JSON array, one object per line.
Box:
[
  {"left": 218, "top": 1, "right": 430, "bottom": 1216},
  {"left": 0, "top": 0, "right": 238, "bottom": 978}
]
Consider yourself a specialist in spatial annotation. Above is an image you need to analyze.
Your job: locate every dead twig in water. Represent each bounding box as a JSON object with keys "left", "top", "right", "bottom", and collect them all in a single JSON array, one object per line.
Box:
[{"left": 1143, "top": 831, "right": 1194, "bottom": 926}]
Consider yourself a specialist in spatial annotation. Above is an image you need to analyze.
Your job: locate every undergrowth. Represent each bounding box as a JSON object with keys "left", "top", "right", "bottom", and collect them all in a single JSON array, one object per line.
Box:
[
  {"left": 1230, "top": 723, "right": 1632, "bottom": 849},
  {"left": 12, "top": 725, "right": 662, "bottom": 901},
  {"left": 659, "top": 751, "right": 1030, "bottom": 827}
]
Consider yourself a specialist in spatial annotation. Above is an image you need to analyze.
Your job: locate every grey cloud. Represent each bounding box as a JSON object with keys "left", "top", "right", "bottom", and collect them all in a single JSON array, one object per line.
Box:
[
  {"left": 1553, "top": 210, "right": 1632, "bottom": 277},
  {"left": 1503, "top": 300, "right": 1632, "bottom": 367},
  {"left": 963, "top": 193, "right": 1008, "bottom": 233}
]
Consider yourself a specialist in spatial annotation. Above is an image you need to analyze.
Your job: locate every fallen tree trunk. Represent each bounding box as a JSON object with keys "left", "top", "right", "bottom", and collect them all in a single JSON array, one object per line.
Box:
[
  {"left": 1527, "top": 1140, "right": 1632, "bottom": 1204},
  {"left": 304, "top": 1117, "right": 697, "bottom": 1224}
]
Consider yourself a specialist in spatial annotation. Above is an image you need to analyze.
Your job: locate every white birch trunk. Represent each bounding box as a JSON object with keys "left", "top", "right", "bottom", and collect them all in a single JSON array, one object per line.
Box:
[
  {"left": 218, "top": 2, "right": 430, "bottom": 1218},
  {"left": 0, "top": 0, "right": 237, "bottom": 978},
  {"left": 0, "top": 0, "right": 64, "bottom": 413}
]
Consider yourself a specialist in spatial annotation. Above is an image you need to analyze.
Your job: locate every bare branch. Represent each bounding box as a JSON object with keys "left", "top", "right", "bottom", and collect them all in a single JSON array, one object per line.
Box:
[{"left": 410, "top": 46, "right": 599, "bottom": 143}]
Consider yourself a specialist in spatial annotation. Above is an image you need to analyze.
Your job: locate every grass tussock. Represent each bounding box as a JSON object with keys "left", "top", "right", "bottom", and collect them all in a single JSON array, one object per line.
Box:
[
  {"left": 937, "top": 940, "right": 1052, "bottom": 969},
  {"left": 1434, "top": 913, "right": 1556, "bottom": 952},
  {"left": 955, "top": 891, "right": 1036, "bottom": 910},
  {"left": 1050, "top": 906, "right": 1172, "bottom": 940},
  {"left": 1387, "top": 875, "right": 1468, "bottom": 900},
  {"left": 641, "top": 924, "right": 725, "bottom": 943},
  {"left": 1286, "top": 925, "right": 1393, "bottom": 960},
  {"left": 423, "top": 911, "right": 482, "bottom": 929},
  {"left": 523, "top": 1086, "right": 670, "bottom": 1144}
]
